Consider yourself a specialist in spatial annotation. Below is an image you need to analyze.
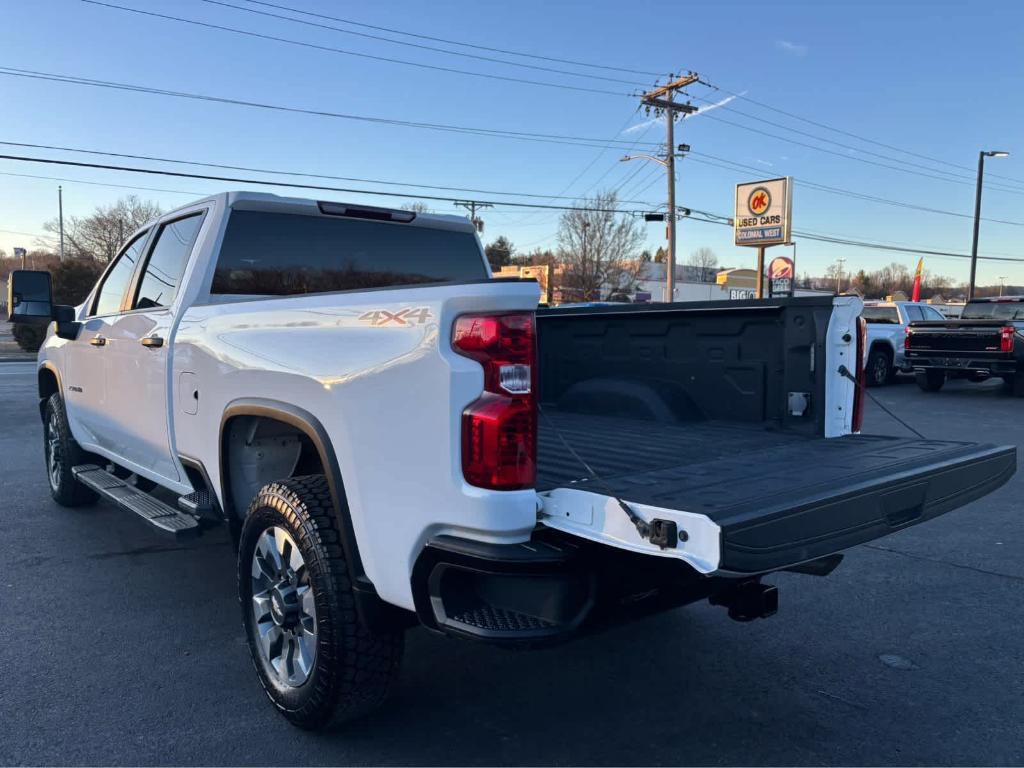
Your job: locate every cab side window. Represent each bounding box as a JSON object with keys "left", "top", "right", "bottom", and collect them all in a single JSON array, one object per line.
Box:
[
  {"left": 923, "top": 307, "right": 945, "bottom": 320},
  {"left": 133, "top": 212, "right": 205, "bottom": 310},
  {"left": 904, "top": 305, "right": 924, "bottom": 322},
  {"left": 91, "top": 232, "right": 149, "bottom": 317}
]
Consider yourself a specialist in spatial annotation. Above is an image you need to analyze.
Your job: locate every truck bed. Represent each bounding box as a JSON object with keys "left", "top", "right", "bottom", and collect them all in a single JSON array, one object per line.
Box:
[{"left": 537, "top": 409, "right": 1016, "bottom": 572}]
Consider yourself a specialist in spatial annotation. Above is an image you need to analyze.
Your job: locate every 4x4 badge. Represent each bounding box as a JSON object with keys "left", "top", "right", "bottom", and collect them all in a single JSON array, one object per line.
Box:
[{"left": 358, "top": 307, "right": 433, "bottom": 327}]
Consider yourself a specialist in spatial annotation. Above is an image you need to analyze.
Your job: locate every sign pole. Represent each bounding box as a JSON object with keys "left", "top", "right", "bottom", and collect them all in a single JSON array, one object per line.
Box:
[{"left": 755, "top": 246, "right": 765, "bottom": 299}]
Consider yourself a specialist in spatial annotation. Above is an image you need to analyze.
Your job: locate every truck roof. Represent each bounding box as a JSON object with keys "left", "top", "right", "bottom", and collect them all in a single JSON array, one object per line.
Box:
[{"left": 157, "top": 191, "right": 477, "bottom": 233}]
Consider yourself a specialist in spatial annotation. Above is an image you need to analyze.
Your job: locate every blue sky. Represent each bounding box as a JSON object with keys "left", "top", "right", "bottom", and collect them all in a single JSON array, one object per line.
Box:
[{"left": 1, "top": 0, "right": 1022, "bottom": 286}]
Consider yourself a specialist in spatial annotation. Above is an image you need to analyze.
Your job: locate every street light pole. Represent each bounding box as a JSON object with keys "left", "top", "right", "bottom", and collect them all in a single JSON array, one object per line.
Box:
[{"left": 968, "top": 150, "right": 1010, "bottom": 301}]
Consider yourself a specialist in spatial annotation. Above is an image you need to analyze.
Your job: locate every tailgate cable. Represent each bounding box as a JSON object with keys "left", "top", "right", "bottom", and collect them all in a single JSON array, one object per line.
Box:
[
  {"left": 537, "top": 404, "right": 683, "bottom": 547},
  {"left": 837, "top": 365, "right": 927, "bottom": 439}
]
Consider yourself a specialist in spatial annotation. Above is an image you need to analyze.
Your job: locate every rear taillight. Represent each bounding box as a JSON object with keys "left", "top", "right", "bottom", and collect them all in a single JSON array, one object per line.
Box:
[
  {"left": 853, "top": 316, "right": 867, "bottom": 433},
  {"left": 1000, "top": 326, "right": 1015, "bottom": 353},
  {"left": 453, "top": 312, "right": 536, "bottom": 490},
  {"left": 904, "top": 326, "right": 912, "bottom": 351}
]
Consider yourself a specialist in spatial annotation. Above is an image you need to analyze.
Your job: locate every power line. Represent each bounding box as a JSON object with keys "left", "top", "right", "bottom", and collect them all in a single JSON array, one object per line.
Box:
[
  {"left": 690, "top": 109, "right": 1024, "bottom": 196},
  {"left": 0, "top": 153, "right": 662, "bottom": 214},
  {"left": 702, "top": 83, "right": 1024, "bottom": 187},
  {"left": 238, "top": 0, "right": 663, "bottom": 78},
  {"left": 80, "top": 0, "right": 631, "bottom": 97},
  {"left": 690, "top": 93, "right": 1024, "bottom": 192},
  {"left": 688, "top": 151, "right": 1024, "bottom": 227},
  {"left": 0, "top": 140, "right": 660, "bottom": 205},
  {"left": 0, "top": 169, "right": 205, "bottom": 196},
  {"left": 2, "top": 156, "right": 1021, "bottom": 265},
  {"left": 200, "top": 0, "right": 647, "bottom": 87},
  {"left": 11, "top": 64, "right": 1019, "bottom": 229},
  {"left": 0, "top": 66, "right": 656, "bottom": 152}
]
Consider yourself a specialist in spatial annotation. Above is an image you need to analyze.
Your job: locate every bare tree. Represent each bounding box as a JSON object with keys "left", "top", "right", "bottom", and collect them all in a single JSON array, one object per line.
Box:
[
  {"left": 44, "top": 195, "right": 163, "bottom": 263},
  {"left": 401, "top": 202, "right": 430, "bottom": 214},
  {"left": 688, "top": 247, "right": 719, "bottom": 282},
  {"left": 555, "top": 191, "right": 645, "bottom": 302}
]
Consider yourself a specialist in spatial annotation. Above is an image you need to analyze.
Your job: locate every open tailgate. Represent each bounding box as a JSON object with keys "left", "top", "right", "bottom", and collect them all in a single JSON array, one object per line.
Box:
[{"left": 537, "top": 416, "right": 1016, "bottom": 575}]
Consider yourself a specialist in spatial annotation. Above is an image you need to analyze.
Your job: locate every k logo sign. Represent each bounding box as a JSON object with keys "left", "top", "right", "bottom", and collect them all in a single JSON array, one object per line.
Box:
[
  {"left": 748, "top": 187, "right": 771, "bottom": 216},
  {"left": 734, "top": 177, "right": 791, "bottom": 247}
]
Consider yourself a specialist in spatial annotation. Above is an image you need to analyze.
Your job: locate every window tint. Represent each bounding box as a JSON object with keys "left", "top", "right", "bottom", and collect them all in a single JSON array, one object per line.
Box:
[
  {"left": 904, "top": 305, "right": 924, "bottom": 322},
  {"left": 862, "top": 306, "right": 899, "bottom": 324},
  {"left": 92, "top": 232, "right": 148, "bottom": 316},
  {"left": 211, "top": 210, "right": 487, "bottom": 296},
  {"left": 133, "top": 213, "right": 204, "bottom": 310},
  {"left": 962, "top": 301, "right": 1024, "bottom": 321}
]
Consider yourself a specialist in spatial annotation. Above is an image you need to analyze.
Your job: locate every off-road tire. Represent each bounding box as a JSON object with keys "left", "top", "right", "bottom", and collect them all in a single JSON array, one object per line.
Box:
[
  {"left": 43, "top": 393, "right": 98, "bottom": 507},
  {"left": 915, "top": 370, "right": 946, "bottom": 392},
  {"left": 238, "top": 475, "right": 403, "bottom": 729},
  {"left": 866, "top": 347, "right": 892, "bottom": 387}
]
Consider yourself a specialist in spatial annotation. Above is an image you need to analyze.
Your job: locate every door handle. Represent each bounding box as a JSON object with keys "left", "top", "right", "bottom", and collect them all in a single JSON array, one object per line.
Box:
[
  {"left": 89, "top": 335, "right": 107, "bottom": 347},
  {"left": 141, "top": 335, "right": 164, "bottom": 349}
]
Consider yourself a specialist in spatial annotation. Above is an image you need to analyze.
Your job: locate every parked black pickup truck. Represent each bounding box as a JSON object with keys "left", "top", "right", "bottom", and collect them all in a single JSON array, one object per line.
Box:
[{"left": 905, "top": 296, "right": 1024, "bottom": 395}]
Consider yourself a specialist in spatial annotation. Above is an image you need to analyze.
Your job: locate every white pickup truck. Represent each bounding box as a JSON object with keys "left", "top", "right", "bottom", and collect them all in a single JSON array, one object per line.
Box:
[{"left": 7, "top": 192, "right": 1015, "bottom": 729}]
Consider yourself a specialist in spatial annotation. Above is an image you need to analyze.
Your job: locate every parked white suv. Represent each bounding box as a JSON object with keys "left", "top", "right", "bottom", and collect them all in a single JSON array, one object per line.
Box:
[{"left": 7, "top": 192, "right": 1015, "bottom": 728}]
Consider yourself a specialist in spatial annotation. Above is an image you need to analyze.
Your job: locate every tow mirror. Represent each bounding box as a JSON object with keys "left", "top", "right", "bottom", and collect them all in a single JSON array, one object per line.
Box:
[{"left": 6, "top": 270, "right": 54, "bottom": 325}]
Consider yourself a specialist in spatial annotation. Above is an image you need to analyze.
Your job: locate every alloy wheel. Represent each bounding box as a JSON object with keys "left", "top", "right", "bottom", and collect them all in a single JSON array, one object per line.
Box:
[
  {"left": 250, "top": 526, "right": 317, "bottom": 687},
  {"left": 46, "top": 410, "right": 62, "bottom": 491}
]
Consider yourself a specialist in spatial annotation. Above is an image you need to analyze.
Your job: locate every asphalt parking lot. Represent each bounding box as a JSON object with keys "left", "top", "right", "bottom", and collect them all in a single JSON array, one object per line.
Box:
[{"left": 1, "top": 362, "right": 1021, "bottom": 766}]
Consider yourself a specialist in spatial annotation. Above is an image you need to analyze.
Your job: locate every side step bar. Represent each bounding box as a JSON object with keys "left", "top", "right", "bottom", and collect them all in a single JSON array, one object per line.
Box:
[{"left": 72, "top": 464, "right": 200, "bottom": 537}]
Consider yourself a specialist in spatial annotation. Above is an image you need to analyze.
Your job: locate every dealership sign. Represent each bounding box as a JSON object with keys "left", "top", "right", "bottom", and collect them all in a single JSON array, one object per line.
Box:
[
  {"left": 734, "top": 177, "right": 792, "bottom": 247},
  {"left": 767, "top": 256, "right": 795, "bottom": 297}
]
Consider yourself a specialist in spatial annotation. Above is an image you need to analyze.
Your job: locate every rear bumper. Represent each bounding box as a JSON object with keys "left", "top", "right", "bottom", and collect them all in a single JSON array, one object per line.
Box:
[
  {"left": 411, "top": 530, "right": 727, "bottom": 645},
  {"left": 907, "top": 353, "right": 1019, "bottom": 375}
]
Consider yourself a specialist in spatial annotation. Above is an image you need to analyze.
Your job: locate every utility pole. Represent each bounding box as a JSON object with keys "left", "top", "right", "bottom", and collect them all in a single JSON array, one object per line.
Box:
[
  {"left": 835, "top": 257, "right": 846, "bottom": 294},
  {"left": 454, "top": 200, "right": 492, "bottom": 234},
  {"left": 640, "top": 73, "right": 698, "bottom": 304},
  {"left": 58, "top": 185, "right": 65, "bottom": 262}
]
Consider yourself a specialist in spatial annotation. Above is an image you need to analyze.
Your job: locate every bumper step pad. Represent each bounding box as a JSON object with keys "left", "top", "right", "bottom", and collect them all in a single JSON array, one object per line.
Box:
[{"left": 73, "top": 464, "right": 199, "bottom": 536}]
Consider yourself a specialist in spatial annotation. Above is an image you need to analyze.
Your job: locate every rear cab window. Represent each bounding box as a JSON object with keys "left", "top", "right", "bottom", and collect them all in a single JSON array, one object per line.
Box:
[
  {"left": 961, "top": 300, "right": 1024, "bottom": 321},
  {"left": 210, "top": 210, "right": 487, "bottom": 297},
  {"left": 862, "top": 307, "right": 900, "bottom": 324}
]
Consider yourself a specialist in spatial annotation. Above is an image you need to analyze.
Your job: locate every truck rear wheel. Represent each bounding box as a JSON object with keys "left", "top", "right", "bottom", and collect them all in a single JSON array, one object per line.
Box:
[
  {"left": 866, "top": 348, "right": 893, "bottom": 387},
  {"left": 43, "top": 393, "right": 98, "bottom": 507},
  {"left": 238, "top": 475, "right": 403, "bottom": 729},
  {"left": 915, "top": 370, "right": 946, "bottom": 392}
]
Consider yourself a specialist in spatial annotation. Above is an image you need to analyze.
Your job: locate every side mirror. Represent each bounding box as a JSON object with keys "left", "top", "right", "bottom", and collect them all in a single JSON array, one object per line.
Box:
[{"left": 6, "top": 270, "right": 54, "bottom": 325}]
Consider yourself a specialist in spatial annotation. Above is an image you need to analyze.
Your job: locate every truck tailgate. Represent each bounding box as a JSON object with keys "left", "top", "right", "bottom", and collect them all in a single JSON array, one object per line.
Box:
[{"left": 537, "top": 411, "right": 1016, "bottom": 574}]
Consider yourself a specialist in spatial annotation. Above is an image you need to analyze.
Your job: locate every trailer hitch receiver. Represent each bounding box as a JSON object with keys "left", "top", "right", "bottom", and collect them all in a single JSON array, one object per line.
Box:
[{"left": 709, "top": 581, "right": 779, "bottom": 622}]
